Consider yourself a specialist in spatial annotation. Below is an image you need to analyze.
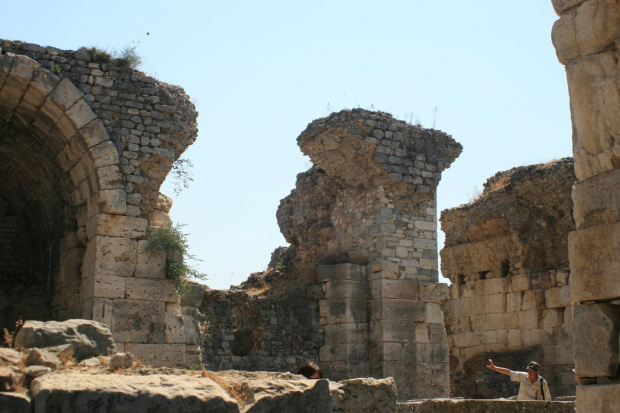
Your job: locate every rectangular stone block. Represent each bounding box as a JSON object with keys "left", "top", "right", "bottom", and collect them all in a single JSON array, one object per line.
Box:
[
  {"left": 97, "top": 189, "right": 126, "bottom": 215},
  {"left": 572, "top": 168, "right": 620, "bottom": 229},
  {"left": 569, "top": 222, "right": 620, "bottom": 303},
  {"left": 507, "top": 329, "right": 522, "bottom": 348},
  {"left": 521, "top": 290, "right": 545, "bottom": 310},
  {"left": 317, "top": 263, "right": 366, "bottom": 283},
  {"left": 448, "top": 316, "right": 472, "bottom": 334},
  {"left": 425, "top": 303, "right": 444, "bottom": 324},
  {"left": 576, "top": 383, "right": 620, "bottom": 413},
  {"left": 370, "top": 278, "right": 418, "bottom": 300},
  {"left": 545, "top": 285, "right": 572, "bottom": 309},
  {"left": 428, "top": 323, "right": 447, "bottom": 344},
  {"left": 419, "top": 282, "right": 450, "bottom": 303},
  {"left": 477, "top": 278, "right": 508, "bottom": 296},
  {"left": 402, "top": 342, "right": 448, "bottom": 363},
  {"left": 452, "top": 332, "right": 482, "bottom": 348},
  {"left": 135, "top": 240, "right": 166, "bottom": 278},
  {"left": 460, "top": 282, "right": 476, "bottom": 298},
  {"left": 324, "top": 360, "right": 369, "bottom": 382},
  {"left": 471, "top": 295, "right": 490, "bottom": 315},
  {"left": 97, "top": 165, "right": 123, "bottom": 189},
  {"left": 324, "top": 323, "right": 368, "bottom": 345},
  {"left": 516, "top": 310, "right": 541, "bottom": 330},
  {"left": 325, "top": 279, "right": 369, "bottom": 299},
  {"left": 506, "top": 292, "right": 522, "bottom": 312},
  {"left": 319, "top": 343, "right": 369, "bottom": 362},
  {"left": 124, "top": 343, "right": 186, "bottom": 368},
  {"left": 573, "top": 303, "right": 619, "bottom": 377},
  {"left": 111, "top": 299, "right": 165, "bottom": 343},
  {"left": 384, "top": 360, "right": 449, "bottom": 388},
  {"left": 125, "top": 277, "right": 177, "bottom": 303},
  {"left": 90, "top": 298, "right": 113, "bottom": 327},
  {"left": 181, "top": 306, "right": 201, "bottom": 345},
  {"left": 370, "top": 320, "right": 427, "bottom": 343},
  {"left": 367, "top": 260, "right": 399, "bottom": 280},
  {"left": 164, "top": 302, "right": 185, "bottom": 344},
  {"left": 489, "top": 293, "right": 506, "bottom": 313},
  {"left": 81, "top": 235, "right": 137, "bottom": 278},
  {"left": 369, "top": 298, "right": 426, "bottom": 322},
  {"left": 87, "top": 213, "right": 147, "bottom": 239},
  {"left": 470, "top": 312, "right": 516, "bottom": 331},
  {"left": 541, "top": 308, "right": 565, "bottom": 328},
  {"left": 319, "top": 298, "right": 368, "bottom": 324},
  {"left": 552, "top": 0, "right": 620, "bottom": 65},
  {"left": 80, "top": 274, "right": 126, "bottom": 301},
  {"left": 511, "top": 275, "right": 531, "bottom": 292}
]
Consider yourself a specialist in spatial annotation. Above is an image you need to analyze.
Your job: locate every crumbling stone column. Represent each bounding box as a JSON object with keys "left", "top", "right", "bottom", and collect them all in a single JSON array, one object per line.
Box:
[
  {"left": 551, "top": 1, "right": 620, "bottom": 411},
  {"left": 279, "top": 109, "right": 461, "bottom": 399}
]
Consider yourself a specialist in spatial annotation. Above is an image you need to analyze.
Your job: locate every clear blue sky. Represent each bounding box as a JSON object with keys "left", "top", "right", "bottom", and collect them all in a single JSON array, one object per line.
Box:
[{"left": 4, "top": 1, "right": 571, "bottom": 289}]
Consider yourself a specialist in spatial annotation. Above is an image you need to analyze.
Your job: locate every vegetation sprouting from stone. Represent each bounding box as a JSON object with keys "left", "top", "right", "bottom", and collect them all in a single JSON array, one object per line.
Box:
[
  {"left": 172, "top": 158, "right": 195, "bottom": 195},
  {"left": 114, "top": 45, "right": 142, "bottom": 70},
  {"left": 88, "top": 47, "right": 112, "bottom": 63},
  {"left": 144, "top": 221, "right": 207, "bottom": 296}
]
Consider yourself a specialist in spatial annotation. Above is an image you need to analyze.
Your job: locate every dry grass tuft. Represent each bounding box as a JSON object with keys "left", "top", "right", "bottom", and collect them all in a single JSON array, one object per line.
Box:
[
  {"left": 2, "top": 319, "right": 24, "bottom": 348},
  {"left": 488, "top": 175, "right": 510, "bottom": 191},
  {"left": 201, "top": 369, "right": 246, "bottom": 404}
]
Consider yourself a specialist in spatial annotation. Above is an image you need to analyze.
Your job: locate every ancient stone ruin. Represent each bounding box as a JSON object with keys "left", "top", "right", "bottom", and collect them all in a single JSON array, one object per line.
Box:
[
  {"left": 551, "top": 0, "right": 620, "bottom": 411},
  {"left": 0, "top": 39, "right": 201, "bottom": 367},
  {"left": 440, "top": 159, "right": 576, "bottom": 398},
  {"left": 2, "top": 0, "right": 620, "bottom": 410}
]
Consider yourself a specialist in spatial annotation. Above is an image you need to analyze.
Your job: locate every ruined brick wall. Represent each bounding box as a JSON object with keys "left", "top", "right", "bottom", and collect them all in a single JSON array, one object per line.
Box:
[
  {"left": 441, "top": 159, "right": 577, "bottom": 398},
  {"left": 550, "top": 1, "right": 620, "bottom": 411},
  {"left": 0, "top": 40, "right": 198, "bottom": 367},
  {"left": 278, "top": 109, "right": 461, "bottom": 283},
  {"left": 199, "top": 284, "right": 324, "bottom": 373}
]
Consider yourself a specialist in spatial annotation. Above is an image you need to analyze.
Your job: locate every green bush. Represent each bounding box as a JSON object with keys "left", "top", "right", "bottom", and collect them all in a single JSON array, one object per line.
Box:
[
  {"left": 114, "top": 46, "right": 142, "bottom": 70},
  {"left": 143, "top": 221, "right": 207, "bottom": 296},
  {"left": 88, "top": 47, "right": 112, "bottom": 63}
]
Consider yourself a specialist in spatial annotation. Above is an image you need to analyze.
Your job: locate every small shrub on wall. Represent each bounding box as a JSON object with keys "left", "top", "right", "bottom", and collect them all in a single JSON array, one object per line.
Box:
[{"left": 143, "top": 221, "right": 207, "bottom": 296}]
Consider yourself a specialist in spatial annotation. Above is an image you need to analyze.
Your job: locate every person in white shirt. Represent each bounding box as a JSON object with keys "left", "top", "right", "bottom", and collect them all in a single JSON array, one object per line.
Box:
[{"left": 486, "top": 359, "right": 551, "bottom": 401}]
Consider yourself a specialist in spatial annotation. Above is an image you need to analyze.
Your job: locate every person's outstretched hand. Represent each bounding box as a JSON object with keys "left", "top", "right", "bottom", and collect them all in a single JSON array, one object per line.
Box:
[{"left": 487, "top": 359, "right": 495, "bottom": 370}]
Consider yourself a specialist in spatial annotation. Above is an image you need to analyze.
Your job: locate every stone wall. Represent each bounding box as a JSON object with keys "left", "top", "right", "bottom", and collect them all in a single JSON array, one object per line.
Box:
[
  {"left": 278, "top": 110, "right": 462, "bottom": 284},
  {"left": 440, "top": 159, "right": 577, "bottom": 398},
  {"left": 550, "top": 1, "right": 620, "bottom": 411},
  {"left": 275, "top": 109, "right": 461, "bottom": 400},
  {"left": 0, "top": 40, "right": 198, "bottom": 366},
  {"left": 199, "top": 283, "right": 324, "bottom": 373}
]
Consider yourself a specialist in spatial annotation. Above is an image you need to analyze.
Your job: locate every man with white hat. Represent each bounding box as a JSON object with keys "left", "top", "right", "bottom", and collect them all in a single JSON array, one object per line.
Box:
[{"left": 487, "top": 359, "right": 551, "bottom": 401}]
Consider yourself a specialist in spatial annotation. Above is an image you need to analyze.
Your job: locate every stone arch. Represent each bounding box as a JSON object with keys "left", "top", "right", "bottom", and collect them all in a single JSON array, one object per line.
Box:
[{"left": 0, "top": 53, "right": 121, "bottom": 330}]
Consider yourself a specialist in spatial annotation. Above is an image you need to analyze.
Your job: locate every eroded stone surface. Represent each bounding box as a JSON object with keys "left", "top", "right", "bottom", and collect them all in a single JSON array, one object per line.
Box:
[
  {"left": 14, "top": 319, "right": 116, "bottom": 361},
  {"left": 31, "top": 373, "right": 240, "bottom": 413},
  {"left": 0, "top": 39, "right": 199, "bottom": 366},
  {"left": 440, "top": 159, "right": 577, "bottom": 398}
]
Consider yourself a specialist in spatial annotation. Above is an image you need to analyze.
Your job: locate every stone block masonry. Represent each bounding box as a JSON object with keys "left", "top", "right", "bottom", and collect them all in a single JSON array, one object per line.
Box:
[
  {"left": 551, "top": 1, "right": 620, "bottom": 411},
  {"left": 274, "top": 109, "right": 461, "bottom": 400},
  {"left": 441, "top": 159, "right": 577, "bottom": 399},
  {"left": 199, "top": 284, "right": 325, "bottom": 373},
  {"left": 0, "top": 40, "right": 198, "bottom": 367}
]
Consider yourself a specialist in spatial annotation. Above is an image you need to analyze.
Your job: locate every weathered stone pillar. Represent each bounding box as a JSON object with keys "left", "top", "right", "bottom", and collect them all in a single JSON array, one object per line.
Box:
[
  {"left": 551, "top": 1, "right": 620, "bottom": 411},
  {"left": 318, "top": 264, "right": 370, "bottom": 380},
  {"left": 280, "top": 109, "right": 461, "bottom": 399}
]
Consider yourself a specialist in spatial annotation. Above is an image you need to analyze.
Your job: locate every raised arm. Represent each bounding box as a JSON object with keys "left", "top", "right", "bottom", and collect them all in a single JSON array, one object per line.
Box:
[{"left": 486, "top": 359, "right": 511, "bottom": 376}]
